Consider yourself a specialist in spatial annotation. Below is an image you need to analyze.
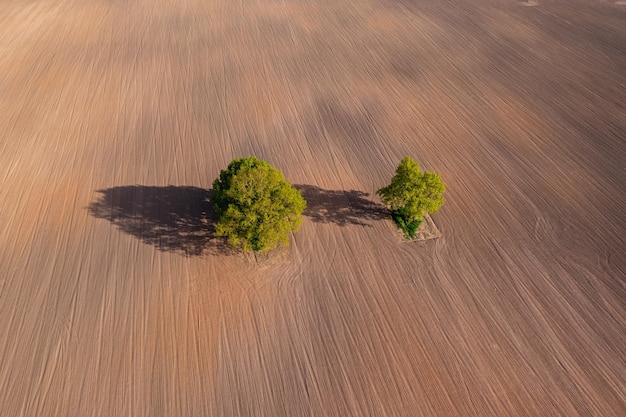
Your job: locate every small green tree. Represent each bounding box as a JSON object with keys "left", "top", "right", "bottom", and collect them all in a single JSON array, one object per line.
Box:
[
  {"left": 211, "top": 157, "right": 306, "bottom": 252},
  {"left": 377, "top": 156, "right": 445, "bottom": 238}
]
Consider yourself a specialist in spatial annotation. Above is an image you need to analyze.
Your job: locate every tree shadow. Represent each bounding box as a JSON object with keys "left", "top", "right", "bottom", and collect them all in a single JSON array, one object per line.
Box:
[
  {"left": 88, "top": 186, "right": 229, "bottom": 256},
  {"left": 88, "top": 184, "right": 387, "bottom": 256},
  {"left": 295, "top": 184, "right": 387, "bottom": 227}
]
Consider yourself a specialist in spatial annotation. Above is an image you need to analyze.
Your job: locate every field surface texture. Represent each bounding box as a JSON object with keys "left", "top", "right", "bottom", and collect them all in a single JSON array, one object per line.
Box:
[{"left": 1, "top": 0, "right": 625, "bottom": 416}]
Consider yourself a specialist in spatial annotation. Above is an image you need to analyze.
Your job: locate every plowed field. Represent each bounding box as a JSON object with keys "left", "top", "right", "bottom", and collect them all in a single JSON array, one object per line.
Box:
[{"left": 1, "top": 0, "right": 624, "bottom": 415}]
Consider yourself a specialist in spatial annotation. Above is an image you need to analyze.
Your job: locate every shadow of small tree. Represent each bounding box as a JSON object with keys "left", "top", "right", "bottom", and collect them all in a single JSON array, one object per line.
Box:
[
  {"left": 88, "top": 186, "right": 229, "bottom": 256},
  {"left": 295, "top": 184, "right": 387, "bottom": 227}
]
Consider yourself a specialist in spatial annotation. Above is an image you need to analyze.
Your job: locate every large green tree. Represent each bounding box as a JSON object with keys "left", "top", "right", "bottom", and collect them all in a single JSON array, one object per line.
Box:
[
  {"left": 211, "top": 157, "right": 306, "bottom": 252},
  {"left": 377, "top": 156, "right": 445, "bottom": 238}
]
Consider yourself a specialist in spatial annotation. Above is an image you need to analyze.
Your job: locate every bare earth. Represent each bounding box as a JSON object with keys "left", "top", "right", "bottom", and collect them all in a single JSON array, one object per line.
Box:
[{"left": 1, "top": 0, "right": 625, "bottom": 416}]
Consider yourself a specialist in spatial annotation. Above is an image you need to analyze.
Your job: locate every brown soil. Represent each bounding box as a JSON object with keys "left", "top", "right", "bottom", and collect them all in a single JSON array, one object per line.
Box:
[
  {"left": 414, "top": 214, "right": 441, "bottom": 241},
  {"left": 1, "top": 0, "right": 624, "bottom": 416}
]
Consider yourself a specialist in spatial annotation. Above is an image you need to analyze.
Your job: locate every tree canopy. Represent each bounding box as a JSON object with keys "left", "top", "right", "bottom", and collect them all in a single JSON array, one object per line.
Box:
[
  {"left": 377, "top": 156, "right": 445, "bottom": 238},
  {"left": 211, "top": 157, "right": 306, "bottom": 252}
]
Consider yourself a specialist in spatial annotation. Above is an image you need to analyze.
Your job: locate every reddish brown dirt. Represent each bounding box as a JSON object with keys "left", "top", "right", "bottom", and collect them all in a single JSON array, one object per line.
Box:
[{"left": 1, "top": 0, "right": 625, "bottom": 416}]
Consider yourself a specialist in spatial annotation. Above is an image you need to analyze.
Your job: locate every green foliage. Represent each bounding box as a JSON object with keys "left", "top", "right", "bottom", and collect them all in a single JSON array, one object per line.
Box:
[
  {"left": 212, "top": 157, "right": 306, "bottom": 252},
  {"left": 377, "top": 156, "right": 445, "bottom": 237},
  {"left": 391, "top": 208, "right": 421, "bottom": 239}
]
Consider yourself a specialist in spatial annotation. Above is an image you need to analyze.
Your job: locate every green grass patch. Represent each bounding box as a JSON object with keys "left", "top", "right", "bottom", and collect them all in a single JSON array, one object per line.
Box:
[{"left": 391, "top": 208, "right": 421, "bottom": 239}]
